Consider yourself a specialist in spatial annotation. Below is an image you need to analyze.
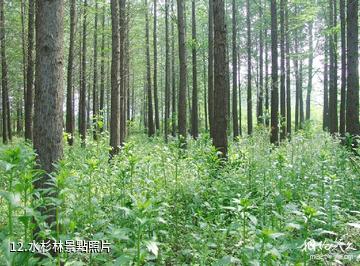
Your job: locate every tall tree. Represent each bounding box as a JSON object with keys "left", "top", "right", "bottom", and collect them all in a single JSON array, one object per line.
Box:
[
  {"left": 177, "top": 0, "right": 187, "bottom": 141},
  {"left": 258, "top": 0, "right": 264, "bottom": 126},
  {"left": 110, "top": 0, "right": 121, "bottom": 156},
  {"left": 0, "top": 0, "right": 10, "bottom": 143},
  {"left": 270, "top": 0, "right": 279, "bottom": 145},
  {"left": 20, "top": 0, "right": 26, "bottom": 135},
  {"left": 323, "top": 40, "right": 329, "bottom": 131},
  {"left": 208, "top": 0, "right": 214, "bottom": 138},
  {"left": 246, "top": 0, "right": 253, "bottom": 135},
  {"left": 306, "top": 20, "right": 314, "bottom": 121},
  {"left": 93, "top": 1, "right": 99, "bottom": 140},
  {"left": 328, "top": 0, "right": 338, "bottom": 134},
  {"left": 285, "top": 0, "right": 291, "bottom": 136},
  {"left": 66, "top": 0, "right": 76, "bottom": 146},
  {"left": 232, "top": 0, "right": 239, "bottom": 138},
  {"left": 25, "top": 0, "right": 35, "bottom": 141},
  {"left": 165, "top": 0, "right": 170, "bottom": 142},
  {"left": 339, "top": 0, "right": 346, "bottom": 136},
  {"left": 346, "top": 0, "right": 360, "bottom": 137},
  {"left": 171, "top": 0, "right": 176, "bottom": 136},
  {"left": 153, "top": 0, "right": 160, "bottom": 131},
  {"left": 280, "top": 0, "right": 286, "bottom": 140},
  {"left": 145, "top": 0, "right": 155, "bottom": 137},
  {"left": 79, "top": 0, "right": 88, "bottom": 144},
  {"left": 100, "top": 1, "right": 106, "bottom": 133},
  {"left": 213, "top": 0, "right": 228, "bottom": 157},
  {"left": 191, "top": 0, "right": 198, "bottom": 139},
  {"left": 119, "top": 0, "right": 126, "bottom": 145},
  {"left": 33, "top": 0, "right": 64, "bottom": 237}
]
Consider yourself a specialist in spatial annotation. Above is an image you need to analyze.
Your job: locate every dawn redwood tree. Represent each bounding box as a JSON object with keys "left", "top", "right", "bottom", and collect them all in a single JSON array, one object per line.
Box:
[
  {"left": 145, "top": 0, "right": 155, "bottom": 137},
  {"left": 208, "top": 0, "right": 214, "bottom": 138},
  {"left": 33, "top": 0, "right": 64, "bottom": 236},
  {"left": 246, "top": 0, "right": 253, "bottom": 135},
  {"left": 80, "top": 0, "right": 88, "bottom": 145},
  {"left": 25, "top": 0, "right": 35, "bottom": 141},
  {"left": 100, "top": 2, "right": 106, "bottom": 132},
  {"left": 280, "top": 0, "right": 286, "bottom": 140},
  {"left": 270, "top": 0, "right": 279, "bottom": 145},
  {"left": 92, "top": 1, "right": 99, "bottom": 141},
  {"left": 165, "top": 0, "right": 170, "bottom": 142},
  {"left": 110, "top": 0, "right": 121, "bottom": 156},
  {"left": 346, "top": 0, "right": 360, "bottom": 137},
  {"left": 66, "top": 0, "right": 76, "bottom": 146},
  {"left": 119, "top": 0, "right": 126, "bottom": 145},
  {"left": 191, "top": 0, "right": 198, "bottom": 139},
  {"left": 20, "top": 0, "right": 26, "bottom": 135},
  {"left": 323, "top": 40, "right": 329, "bottom": 131},
  {"left": 153, "top": 0, "right": 160, "bottom": 132},
  {"left": 213, "top": 0, "right": 228, "bottom": 157},
  {"left": 171, "top": 0, "right": 176, "bottom": 136},
  {"left": 339, "top": 0, "right": 346, "bottom": 136},
  {"left": 258, "top": 0, "right": 264, "bottom": 126},
  {"left": 232, "top": 0, "right": 239, "bottom": 138},
  {"left": 285, "top": 0, "right": 291, "bottom": 136},
  {"left": 177, "top": 0, "right": 187, "bottom": 141},
  {"left": 306, "top": 20, "right": 314, "bottom": 121}
]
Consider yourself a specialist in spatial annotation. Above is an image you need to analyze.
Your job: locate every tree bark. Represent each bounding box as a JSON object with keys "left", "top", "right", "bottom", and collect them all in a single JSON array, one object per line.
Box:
[
  {"left": 213, "top": 0, "right": 228, "bottom": 157},
  {"left": 177, "top": 0, "right": 187, "bottom": 141},
  {"left": 208, "top": 0, "right": 214, "bottom": 138},
  {"left": 191, "top": 0, "right": 198, "bottom": 139},
  {"left": 165, "top": 0, "right": 170, "bottom": 142},
  {"left": 270, "top": 0, "right": 279, "bottom": 145},
  {"left": 153, "top": 0, "right": 160, "bottom": 132},
  {"left": 285, "top": 0, "right": 291, "bottom": 136},
  {"left": 246, "top": 0, "right": 253, "bottom": 135},
  {"left": 66, "top": 0, "right": 76, "bottom": 145},
  {"left": 306, "top": 21, "right": 314, "bottom": 121},
  {"left": 232, "top": 0, "right": 239, "bottom": 138},
  {"left": 346, "top": 0, "right": 360, "bottom": 137},
  {"left": 33, "top": 0, "right": 64, "bottom": 238},
  {"left": 339, "top": 0, "right": 346, "bottom": 136},
  {"left": 92, "top": 1, "right": 99, "bottom": 140},
  {"left": 100, "top": 1, "right": 106, "bottom": 133},
  {"left": 79, "top": 0, "right": 87, "bottom": 144},
  {"left": 280, "top": 0, "right": 286, "bottom": 140}
]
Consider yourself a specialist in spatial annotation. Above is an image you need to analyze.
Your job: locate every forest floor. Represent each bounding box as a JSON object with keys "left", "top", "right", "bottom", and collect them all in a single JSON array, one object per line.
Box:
[{"left": 0, "top": 127, "right": 360, "bottom": 265}]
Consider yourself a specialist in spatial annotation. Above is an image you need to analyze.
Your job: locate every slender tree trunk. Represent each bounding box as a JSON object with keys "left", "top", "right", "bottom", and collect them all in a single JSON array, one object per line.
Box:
[
  {"left": 285, "top": 0, "right": 291, "bottom": 136},
  {"left": 323, "top": 40, "right": 329, "bottom": 131},
  {"left": 258, "top": 1, "right": 264, "bottom": 126},
  {"left": 265, "top": 30, "right": 270, "bottom": 127},
  {"left": 119, "top": 0, "right": 126, "bottom": 144},
  {"left": 208, "top": 0, "right": 214, "bottom": 138},
  {"left": 66, "top": 0, "right": 76, "bottom": 145},
  {"left": 232, "top": 0, "right": 239, "bottom": 138},
  {"left": 100, "top": 1, "right": 106, "bottom": 133},
  {"left": 246, "top": 0, "right": 252, "bottom": 135},
  {"left": 270, "top": 0, "right": 279, "bottom": 145},
  {"left": 110, "top": 0, "right": 121, "bottom": 156},
  {"left": 92, "top": 1, "right": 99, "bottom": 140},
  {"left": 33, "top": 0, "right": 64, "bottom": 240},
  {"left": 328, "top": 0, "right": 338, "bottom": 134},
  {"left": 299, "top": 59, "right": 304, "bottom": 127},
  {"left": 339, "top": 0, "right": 346, "bottom": 136},
  {"left": 306, "top": 21, "right": 314, "bottom": 121},
  {"left": 280, "top": 0, "right": 286, "bottom": 140},
  {"left": 346, "top": 0, "right": 360, "bottom": 137},
  {"left": 177, "top": 0, "right": 187, "bottom": 141},
  {"left": 238, "top": 51, "right": 242, "bottom": 135},
  {"left": 25, "top": 0, "right": 35, "bottom": 141},
  {"left": 80, "top": 0, "right": 87, "bottom": 144},
  {"left": 191, "top": 0, "right": 198, "bottom": 139},
  {"left": 153, "top": 0, "right": 160, "bottom": 132},
  {"left": 171, "top": 0, "right": 176, "bottom": 137},
  {"left": 165, "top": 0, "right": 170, "bottom": 142},
  {"left": 203, "top": 53, "right": 208, "bottom": 131},
  {"left": 20, "top": 0, "right": 26, "bottom": 135},
  {"left": 145, "top": 0, "right": 155, "bottom": 137},
  {"left": 213, "top": 0, "right": 228, "bottom": 157},
  {"left": 0, "top": 0, "right": 11, "bottom": 143}
]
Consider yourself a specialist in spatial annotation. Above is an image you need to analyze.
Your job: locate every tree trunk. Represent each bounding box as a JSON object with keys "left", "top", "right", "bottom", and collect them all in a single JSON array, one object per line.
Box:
[
  {"left": 177, "top": 0, "right": 187, "bottom": 141},
  {"left": 153, "top": 0, "right": 160, "bottom": 132},
  {"left": 20, "top": 0, "right": 26, "bottom": 135},
  {"left": 246, "top": 0, "right": 253, "bottom": 135},
  {"left": 171, "top": 0, "right": 176, "bottom": 137},
  {"left": 165, "top": 0, "right": 170, "bottom": 142},
  {"left": 346, "top": 0, "right": 360, "bottom": 137},
  {"left": 232, "top": 0, "right": 239, "bottom": 138},
  {"left": 306, "top": 21, "right": 313, "bottom": 121},
  {"left": 33, "top": 0, "right": 64, "bottom": 239},
  {"left": 213, "top": 0, "right": 228, "bottom": 157},
  {"left": 92, "top": 1, "right": 99, "bottom": 141},
  {"left": 145, "top": 0, "right": 155, "bottom": 137},
  {"left": 280, "top": 0, "right": 286, "bottom": 140},
  {"left": 66, "top": 0, "right": 76, "bottom": 145},
  {"left": 191, "top": 0, "right": 198, "bottom": 139},
  {"left": 285, "top": 0, "right": 291, "bottom": 136},
  {"left": 208, "top": 0, "right": 214, "bottom": 138},
  {"left": 270, "top": 0, "right": 279, "bottom": 145},
  {"left": 119, "top": 0, "right": 126, "bottom": 145},
  {"left": 339, "top": 0, "right": 346, "bottom": 136},
  {"left": 258, "top": 1, "right": 264, "bottom": 126},
  {"left": 265, "top": 29, "right": 270, "bottom": 127},
  {"left": 0, "top": 0, "right": 11, "bottom": 143},
  {"left": 110, "top": 0, "right": 121, "bottom": 156},
  {"left": 80, "top": 0, "right": 87, "bottom": 144},
  {"left": 100, "top": 1, "right": 106, "bottom": 133},
  {"left": 323, "top": 40, "right": 329, "bottom": 131}
]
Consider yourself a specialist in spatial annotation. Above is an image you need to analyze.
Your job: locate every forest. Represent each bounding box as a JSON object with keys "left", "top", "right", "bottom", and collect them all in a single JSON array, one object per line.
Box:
[{"left": 0, "top": 0, "right": 359, "bottom": 265}]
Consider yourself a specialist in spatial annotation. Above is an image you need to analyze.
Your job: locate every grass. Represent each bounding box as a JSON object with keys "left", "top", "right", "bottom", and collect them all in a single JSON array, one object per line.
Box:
[{"left": 0, "top": 126, "right": 359, "bottom": 265}]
